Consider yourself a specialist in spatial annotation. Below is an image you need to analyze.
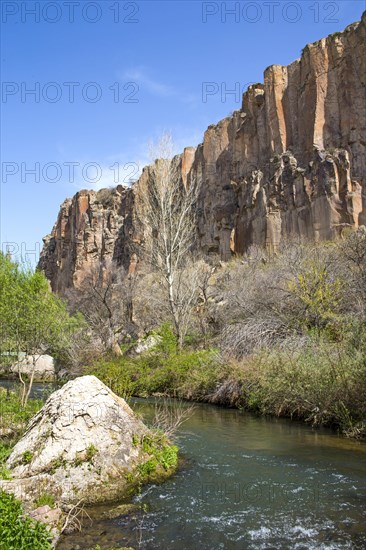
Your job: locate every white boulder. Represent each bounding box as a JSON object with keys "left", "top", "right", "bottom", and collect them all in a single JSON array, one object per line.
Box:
[{"left": 3, "top": 376, "right": 155, "bottom": 504}]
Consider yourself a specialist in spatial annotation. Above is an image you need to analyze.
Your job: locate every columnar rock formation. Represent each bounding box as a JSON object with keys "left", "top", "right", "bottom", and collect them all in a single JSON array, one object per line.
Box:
[{"left": 39, "top": 14, "right": 366, "bottom": 293}]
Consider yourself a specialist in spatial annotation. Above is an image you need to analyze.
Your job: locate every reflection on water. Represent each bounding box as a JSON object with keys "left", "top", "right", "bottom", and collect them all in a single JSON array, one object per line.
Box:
[{"left": 1, "top": 382, "right": 365, "bottom": 549}]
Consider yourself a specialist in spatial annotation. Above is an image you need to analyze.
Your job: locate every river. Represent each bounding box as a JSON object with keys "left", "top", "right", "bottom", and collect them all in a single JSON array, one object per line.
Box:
[{"left": 1, "top": 381, "right": 365, "bottom": 549}]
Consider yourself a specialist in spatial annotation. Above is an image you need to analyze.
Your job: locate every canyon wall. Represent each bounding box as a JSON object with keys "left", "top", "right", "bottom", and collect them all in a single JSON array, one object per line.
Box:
[{"left": 39, "top": 13, "right": 366, "bottom": 293}]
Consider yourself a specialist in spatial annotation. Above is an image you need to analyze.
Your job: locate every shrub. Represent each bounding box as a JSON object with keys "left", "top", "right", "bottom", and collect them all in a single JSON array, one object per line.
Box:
[
  {"left": 87, "top": 323, "right": 218, "bottom": 400},
  {"left": 287, "top": 261, "right": 342, "bottom": 332},
  {"left": 0, "top": 390, "right": 44, "bottom": 436},
  {"left": 242, "top": 342, "right": 366, "bottom": 436},
  {"left": 88, "top": 345, "right": 218, "bottom": 400}
]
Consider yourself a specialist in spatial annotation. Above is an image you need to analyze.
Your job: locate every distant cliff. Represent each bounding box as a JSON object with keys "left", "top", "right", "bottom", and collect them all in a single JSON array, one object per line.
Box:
[{"left": 39, "top": 13, "right": 366, "bottom": 293}]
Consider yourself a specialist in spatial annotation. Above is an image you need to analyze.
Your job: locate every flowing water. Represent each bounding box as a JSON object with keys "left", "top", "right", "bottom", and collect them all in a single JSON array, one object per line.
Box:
[{"left": 1, "top": 381, "right": 365, "bottom": 549}]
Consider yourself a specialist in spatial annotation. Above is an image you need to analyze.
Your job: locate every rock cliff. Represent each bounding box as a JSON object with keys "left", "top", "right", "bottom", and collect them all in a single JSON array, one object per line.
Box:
[{"left": 39, "top": 14, "right": 366, "bottom": 293}]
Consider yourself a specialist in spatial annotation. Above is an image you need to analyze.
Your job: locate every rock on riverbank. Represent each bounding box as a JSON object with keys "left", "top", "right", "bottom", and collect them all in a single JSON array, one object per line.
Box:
[{"left": 1, "top": 375, "right": 175, "bottom": 505}]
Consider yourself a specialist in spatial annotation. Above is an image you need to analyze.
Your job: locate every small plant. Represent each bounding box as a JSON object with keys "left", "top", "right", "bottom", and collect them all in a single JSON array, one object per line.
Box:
[
  {"left": 137, "top": 458, "right": 158, "bottom": 478},
  {"left": 48, "top": 456, "right": 67, "bottom": 474},
  {"left": 72, "top": 454, "right": 84, "bottom": 468},
  {"left": 21, "top": 450, "right": 33, "bottom": 465},
  {"left": 85, "top": 444, "right": 98, "bottom": 462},
  {"left": 35, "top": 493, "right": 55, "bottom": 509},
  {"left": 72, "top": 444, "right": 98, "bottom": 467},
  {"left": 0, "top": 465, "right": 12, "bottom": 480},
  {"left": 0, "top": 442, "right": 12, "bottom": 465},
  {"left": 0, "top": 390, "right": 44, "bottom": 439}
]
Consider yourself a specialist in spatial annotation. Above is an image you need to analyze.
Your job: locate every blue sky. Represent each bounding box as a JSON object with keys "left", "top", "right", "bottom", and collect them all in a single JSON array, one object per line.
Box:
[{"left": 1, "top": 0, "right": 365, "bottom": 266}]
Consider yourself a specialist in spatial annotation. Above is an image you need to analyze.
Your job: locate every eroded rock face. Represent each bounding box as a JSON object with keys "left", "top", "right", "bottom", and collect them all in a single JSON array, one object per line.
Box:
[
  {"left": 2, "top": 376, "right": 151, "bottom": 504},
  {"left": 39, "top": 186, "right": 136, "bottom": 293},
  {"left": 39, "top": 13, "right": 366, "bottom": 292}
]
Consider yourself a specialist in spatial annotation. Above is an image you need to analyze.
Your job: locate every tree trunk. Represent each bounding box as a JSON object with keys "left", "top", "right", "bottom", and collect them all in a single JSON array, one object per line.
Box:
[
  {"left": 18, "top": 368, "right": 26, "bottom": 407},
  {"left": 23, "top": 356, "right": 36, "bottom": 407},
  {"left": 167, "top": 272, "right": 181, "bottom": 348}
]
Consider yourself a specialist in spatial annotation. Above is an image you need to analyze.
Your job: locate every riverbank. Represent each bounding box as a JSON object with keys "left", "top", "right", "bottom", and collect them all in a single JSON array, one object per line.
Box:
[{"left": 87, "top": 325, "right": 366, "bottom": 440}]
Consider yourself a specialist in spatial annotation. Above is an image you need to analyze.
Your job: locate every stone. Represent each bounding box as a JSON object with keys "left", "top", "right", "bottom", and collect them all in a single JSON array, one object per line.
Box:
[
  {"left": 10, "top": 354, "right": 56, "bottom": 382},
  {"left": 100, "top": 502, "right": 140, "bottom": 520},
  {"left": 1, "top": 375, "right": 160, "bottom": 505},
  {"left": 132, "top": 335, "right": 161, "bottom": 355},
  {"left": 38, "top": 13, "right": 366, "bottom": 293},
  {"left": 29, "top": 505, "right": 62, "bottom": 526}
]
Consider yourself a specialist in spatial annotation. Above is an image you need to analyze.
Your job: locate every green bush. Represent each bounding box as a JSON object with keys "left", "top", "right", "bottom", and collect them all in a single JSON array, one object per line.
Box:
[
  {"left": 287, "top": 261, "right": 342, "bottom": 332},
  {"left": 86, "top": 323, "right": 218, "bottom": 400},
  {"left": 0, "top": 490, "right": 52, "bottom": 550},
  {"left": 243, "top": 342, "right": 366, "bottom": 436},
  {"left": 154, "top": 322, "right": 178, "bottom": 355},
  {"left": 87, "top": 343, "right": 218, "bottom": 400}
]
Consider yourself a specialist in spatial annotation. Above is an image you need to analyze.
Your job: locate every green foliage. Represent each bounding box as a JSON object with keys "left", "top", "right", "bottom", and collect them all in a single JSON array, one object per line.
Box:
[
  {"left": 85, "top": 444, "right": 98, "bottom": 462},
  {"left": 0, "top": 442, "right": 12, "bottom": 465},
  {"left": 89, "top": 360, "right": 134, "bottom": 400},
  {"left": 47, "top": 456, "right": 67, "bottom": 474},
  {"left": 133, "top": 433, "right": 178, "bottom": 482},
  {"left": 159, "top": 443, "right": 179, "bottom": 471},
  {"left": 0, "top": 253, "right": 85, "bottom": 392},
  {"left": 87, "top": 340, "right": 218, "bottom": 400},
  {"left": 288, "top": 261, "right": 342, "bottom": 331},
  {"left": 34, "top": 493, "right": 55, "bottom": 509},
  {"left": 21, "top": 451, "right": 33, "bottom": 465},
  {"left": 0, "top": 463, "right": 12, "bottom": 480},
  {"left": 154, "top": 323, "right": 178, "bottom": 355},
  {"left": 0, "top": 389, "right": 43, "bottom": 431},
  {"left": 242, "top": 341, "right": 366, "bottom": 436},
  {"left": 0, "top": 490, "right": 52, "bottom": 550},
  {"left": 72, "top": 444, "right": 98, "bottom": 468},
  {"left": 0, "top": 390, "right": 44, "bottom": 477}
]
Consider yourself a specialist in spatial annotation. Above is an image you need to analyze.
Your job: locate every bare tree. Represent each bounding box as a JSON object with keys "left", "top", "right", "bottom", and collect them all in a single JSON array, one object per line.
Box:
[
  {"left": 67, "top": 260, "right": 138, "bottom": 355},
  {"left": 138, "top": 133, "right": 201, "bottom": 346},
  {"left": 337, "top": 226, "right": 366, "bottom": 318}
]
